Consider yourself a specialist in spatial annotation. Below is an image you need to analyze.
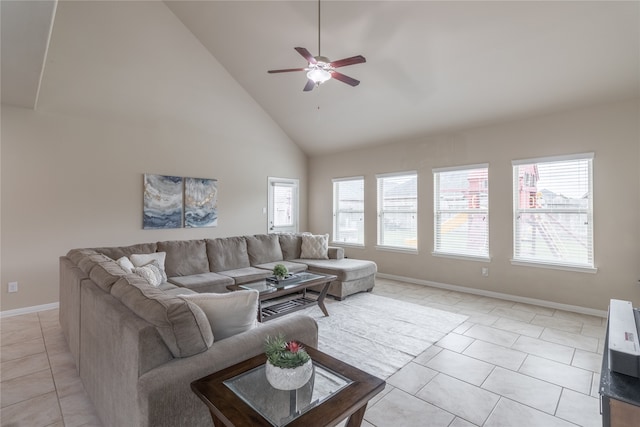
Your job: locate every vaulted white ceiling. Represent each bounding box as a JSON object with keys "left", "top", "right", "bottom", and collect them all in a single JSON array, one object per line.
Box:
[{"left": 3, "top": 1, "right": 639, "bottom": 156}]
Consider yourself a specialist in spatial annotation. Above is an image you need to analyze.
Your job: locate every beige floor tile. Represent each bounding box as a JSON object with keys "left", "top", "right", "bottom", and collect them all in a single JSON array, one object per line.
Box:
[
  {"left": 489, "top": 307, "right": 535, "bottom": 323},
  {"left": 590, "top": 373, "right": 601, "bottom": 398},
  {"left": 386, "top": 361, "right": 438, "bottom": 394},
  {"left": 413, "top": 345, "right": 442, "bottom": 366},
  {"left": 531, "top": 314, "right": 583, "bottom": 333},
  {"left": 484, "top": 398, "right": 575, "bottom": 427},
  {"left": 463, "top": 324, "right": 519, "bottom": 347},
  {"left": 38, "top": 309, "right": 60, "bottom": 331},
  {"left": 540, "top": 328, "right": 599, "bottom": 352},
  {"left": 492, "top": 317, "right": 544, "bottom": 338},
  {"left": 1, "top": 325, "right": 44, "bottom": 347},
  {"left": 425, "top": 349, "right": 494, "bottom": 386},
  {"left": 365, "top": 388, "right": 455, "bottom": 427},
  {"left": 417, "top": 373, "right": 499, "bottom": 425},
  {"left": 1, "top": 337, "right": 45, "bottom": 362},
  {"left": 454, "top": 309, "right": 500, "bottom": 326},
  {"left": 0, "top": 390, "right": 62, "bottom": 427},
  {"left": 511, "top": 335, "right": 575, "bottom": 364},
  {"left": 552, "top": 310, "right": 604, "bottom": 327},
  {"left": 59, "top": 391, "right": 102, "bottom": 427},
  {"left": 555, "top": 389, "right": 601, "bottom": 427},
  {"left": 1, "top": 368, "right": 56, "bottom": 408},
  {"left": 452, "top": 321, "right": 474, "bottom": 335},
  {"left": 482, "top": 367, "right": 562, "bottom": 414},
  {"left": 435, "top": 333, "right": 475, "bottom": 353},
  {"left": 581, "top": 323, "right": 606, "bottom": 339},
  {"left": 53, "top": 368, "right": 87, "bottom": 399},
  {"left": 453, "top": 300, "right": 498, "bottom": 314},
  {"left": 511, "top": 302, "right": 556, "bottom": 316},
  {"left": 1, "top": 352, "right": 50, "bottom": 382},
  {"left": 519, "top": 355, "right": 593, "bottom": 394},
  {"left": 462, "top": 340, "right": 526, "bottom": 371},
  {"left": 1, "top": 313, "right": 40, "bottom": 332},
  {"left": 48, "top": 350, "right": 78, "bottom": 376},
  {"left": 450, "top": 417, "right": 478, "bottom": 427},
  {"left": 572, "top": 349, "right": 602, "bottom": 373}
]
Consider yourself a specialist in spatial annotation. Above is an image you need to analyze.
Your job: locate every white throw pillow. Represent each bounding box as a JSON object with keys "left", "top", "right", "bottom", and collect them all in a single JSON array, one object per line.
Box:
[
  {"left": 130, "top": 252, "right": 167, "bottom": 281},
  {"left": 116, "top": 256, "right": 135, "bottom": 274},
  {"left": 180, "top": 291, "right": 259, "bottom": 341},
  {"left": 300, "top": 234, "right": 329, "bottom": 259},
  {"left": 134, "top": 262, "right": 164, "bottom": 287}
]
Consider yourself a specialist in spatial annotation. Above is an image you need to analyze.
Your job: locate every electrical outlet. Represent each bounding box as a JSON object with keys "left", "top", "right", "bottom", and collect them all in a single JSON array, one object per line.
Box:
[
  {"left": 481, "top": 268, "right": 489, "bottom": 277},
  {"left": 8, "top": 282, "right": 18, "bottom": 293}
]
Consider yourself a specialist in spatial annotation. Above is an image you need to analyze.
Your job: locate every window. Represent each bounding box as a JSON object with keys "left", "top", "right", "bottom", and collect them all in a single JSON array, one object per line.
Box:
[
  {"left": 512, "top": 154, "right": 594, "bottom": 271},
  {"left": 268, "top": 177, "right": 298, "bottom": 233},
  {"left": 434, "top": 164, "right": 489, "bottom": 259},
  {"left": 377, "top": 172, "right": 417, "bottom": 251},
  {"left": 333, "top": 177, "right": 365, "bottom": 245}
]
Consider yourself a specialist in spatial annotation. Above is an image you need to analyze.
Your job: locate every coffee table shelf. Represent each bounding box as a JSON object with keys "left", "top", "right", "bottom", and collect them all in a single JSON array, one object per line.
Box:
[{"left": 262, "top": 296, "right": 319, "bottom": 321}]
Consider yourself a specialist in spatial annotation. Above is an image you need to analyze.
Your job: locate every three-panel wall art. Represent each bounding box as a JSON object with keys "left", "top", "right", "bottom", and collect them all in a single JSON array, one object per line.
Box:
[{"left": 143, "top": 174, "right": 218, "bottom": 229}]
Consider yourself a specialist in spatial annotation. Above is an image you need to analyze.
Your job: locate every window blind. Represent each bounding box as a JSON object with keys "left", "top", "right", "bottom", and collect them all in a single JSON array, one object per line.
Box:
[
  {"left": 512, "top": 153, "right": 594, "bottom": 269},
  {"left": 376, "top": 172, "right": 418, "bottom": 250},
  {"left": 434, "top": 164, "right": 489, "bottom": 259},
  {"left": 333, "top": 177, "right": 365, "bottom": 245}
]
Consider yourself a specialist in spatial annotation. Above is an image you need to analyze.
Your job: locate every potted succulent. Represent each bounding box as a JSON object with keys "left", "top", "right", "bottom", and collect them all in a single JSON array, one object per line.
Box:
[
  {"left": 264, "top": 335, "right": 313, "bottom": 390},
  {"left": 272, "top": 264, "right": 289, "bottom": 280}
]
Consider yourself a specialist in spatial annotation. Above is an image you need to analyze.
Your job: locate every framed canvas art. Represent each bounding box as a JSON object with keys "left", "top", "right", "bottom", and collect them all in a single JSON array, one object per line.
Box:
[
  {"left": 184, "top": 177, "right": 218, "bottom": 228},
  {"left": 143, "top": 174, "right": 183, "bottom": 229}
]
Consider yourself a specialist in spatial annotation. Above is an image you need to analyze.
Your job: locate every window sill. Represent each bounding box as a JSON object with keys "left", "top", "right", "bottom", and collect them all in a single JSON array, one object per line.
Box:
[
  {"left": 510, "top": 259, "right": 598, "bottom": 274},
  {"left": 375, "top": 245, "right": 418, "bottom": 255},
  {"left": 331, "top": 242, "right": 365, "bottom": 249},
  {"left": 432, "top": 252, "right": 491, "bottom": 263}
]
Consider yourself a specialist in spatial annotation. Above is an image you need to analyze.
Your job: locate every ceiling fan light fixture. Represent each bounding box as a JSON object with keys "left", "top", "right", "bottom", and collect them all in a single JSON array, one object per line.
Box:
[{"left": 307, "top": 68, "right": 332, "bottom": 84}]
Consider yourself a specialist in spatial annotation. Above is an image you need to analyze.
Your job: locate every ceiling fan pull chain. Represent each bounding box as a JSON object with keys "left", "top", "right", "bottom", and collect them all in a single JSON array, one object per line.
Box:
[{"left": 317, "top": 0, "right": 321, "bottom": 56}]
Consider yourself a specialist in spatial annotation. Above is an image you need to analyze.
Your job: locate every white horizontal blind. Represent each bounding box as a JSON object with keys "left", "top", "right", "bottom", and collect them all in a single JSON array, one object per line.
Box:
[
  {"left": 272, "top": 183, "right": 294, "bottom": 227},
  {"left": 377, "top": 172, "right": 417, "bottom": 250},
  {"left": 513, "top": 154, "right": 594, "bottom": 268},
  {"left": 434, "top": 164, "right": 489, "bottom": 258},
  {"left": 333, "top": 177, "right": 365, "bottom": 245}
]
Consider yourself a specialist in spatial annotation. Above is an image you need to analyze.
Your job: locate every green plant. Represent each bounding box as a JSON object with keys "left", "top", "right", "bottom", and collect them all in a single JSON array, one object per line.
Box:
[
  {"left": 264, "top": 335, "right": 310, "bottom": 369},
  {"left": 272, "top": 264, "right": 289, "bottom": 278}
]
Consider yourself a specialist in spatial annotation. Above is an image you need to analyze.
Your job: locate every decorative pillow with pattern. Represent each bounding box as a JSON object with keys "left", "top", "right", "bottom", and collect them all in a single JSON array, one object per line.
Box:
[
  {"left": 134, "top": 261, "right": 164, "bottom": 287},
  {"left": 116, "top": 256, "right": 135, "bottom": 274},
  {"left": 300, "top": 234, "right": 329, "bottom": 259},
  {"left": 130, "top": 252, "right": 167, "bottom": 281}
]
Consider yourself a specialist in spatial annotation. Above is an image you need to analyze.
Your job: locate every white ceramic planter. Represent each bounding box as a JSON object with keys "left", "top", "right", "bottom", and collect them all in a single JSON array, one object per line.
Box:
[{"left": 265, "top": 359, "right": 313, "bottom": 390}]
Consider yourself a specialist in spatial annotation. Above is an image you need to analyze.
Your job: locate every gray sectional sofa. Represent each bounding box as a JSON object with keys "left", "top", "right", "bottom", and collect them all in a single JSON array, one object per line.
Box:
[{"left": 59, "top": 233, "right": 376, "bottom": 427}]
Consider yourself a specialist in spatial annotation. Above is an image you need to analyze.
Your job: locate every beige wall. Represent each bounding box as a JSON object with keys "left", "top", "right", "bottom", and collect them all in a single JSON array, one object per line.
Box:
[
  {"left": 309, "top": 99, "right": 640, "bottom": 311},
  {"left": 0, "top": 1, "right": 307, "bottom": 311}
]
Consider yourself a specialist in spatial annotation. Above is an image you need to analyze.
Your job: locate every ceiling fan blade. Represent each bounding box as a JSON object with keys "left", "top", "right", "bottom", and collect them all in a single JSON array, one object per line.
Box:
[
  {"left": 331, "top": 71, "right": 360, "bottom": 87},
  {"left": 268, "top": 68, "right": 306, "bottom": 74},
  {"left": 295, "top": 47, "right": 317, "bottom": 64},
  {"left": 303, "top": 79, "right": 316, "bottom": 92},
  {"left": 330, "top": 55, "right": 366, "bottom": 68}
]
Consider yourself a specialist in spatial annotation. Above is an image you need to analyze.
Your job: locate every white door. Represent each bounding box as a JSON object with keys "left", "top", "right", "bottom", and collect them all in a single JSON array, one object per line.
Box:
[{"left": 268, "top": 177, "right": 299, "bottom": 234}]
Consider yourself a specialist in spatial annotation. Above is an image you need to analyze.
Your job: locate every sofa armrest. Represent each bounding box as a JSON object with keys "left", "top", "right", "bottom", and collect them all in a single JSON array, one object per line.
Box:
[
  {"left": 137, "top": 315, "right": 318, "bottom": 427},
  {"left": 328, "top": 246, "right": 344, "bottom": 260}
]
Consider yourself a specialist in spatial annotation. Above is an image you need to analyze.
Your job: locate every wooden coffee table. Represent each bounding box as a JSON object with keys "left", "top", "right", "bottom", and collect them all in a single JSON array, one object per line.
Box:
[
  {"left": 227, "top": 272, "right": 337, "bottom": 322},
  {"left": 191, "top": 344, "right": 385, "bottom": 427}
]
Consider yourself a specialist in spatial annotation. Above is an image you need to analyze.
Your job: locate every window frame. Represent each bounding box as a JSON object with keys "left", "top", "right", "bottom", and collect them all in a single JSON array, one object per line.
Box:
[
  {"left": 332, "top": 176, "right": 365, "bottom": 247},
  {"left": 267, "top": 177, "right": 299, "bottom": 234},
  {"left": 511, "top": 153, "right": 596, "bottom": 273},
  {"left": 376, "top": 171, "right": 418, "bottom": 253},
  {"left": 433, "top": 163, "right": 490, "bottom": 261}
]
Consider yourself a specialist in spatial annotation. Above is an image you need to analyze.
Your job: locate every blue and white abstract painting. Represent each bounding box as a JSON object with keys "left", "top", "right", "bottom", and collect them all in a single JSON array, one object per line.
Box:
[
  {"left": 143, "top": 174, "right": 183, "bottom": 229},
  {"left": 184, "top": 177, "right": 218, "bottom": 228}
]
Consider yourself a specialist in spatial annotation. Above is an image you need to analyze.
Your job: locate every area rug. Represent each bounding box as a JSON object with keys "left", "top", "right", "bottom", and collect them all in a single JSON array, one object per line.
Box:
[{"left": 294, "top": 293, "right": 468, "bottom": 379}]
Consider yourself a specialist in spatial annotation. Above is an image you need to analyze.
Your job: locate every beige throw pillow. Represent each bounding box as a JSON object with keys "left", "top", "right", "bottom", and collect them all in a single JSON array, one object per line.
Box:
[
  {"left": 116, "top": 256, "right": 135, "bottom": 274},
  {"left": 300, "top": 234, "right": 329, "bottom": 259},
  {"left": 180, "top": 290, "right": 259, "bottom": 341},
  {"left": 133, "top": 261, "right": 164, "bottom": 287},
  {"left": 131, "top": 252, "right": 167, "bottom": 281}
]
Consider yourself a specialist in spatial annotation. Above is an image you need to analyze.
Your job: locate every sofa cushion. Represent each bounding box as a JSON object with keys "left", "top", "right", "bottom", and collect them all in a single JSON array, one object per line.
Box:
[
  {"left": 89, "top": 261, "right": 128, "bottom": 292},
  {"left": 78, "top": 253, "right": 114, "bottom": 274},
  {"left": 180, "top": 290, "right": 259, "bottom": 341},
  {"left": 246, "top": 234, "right": 283, "bottom": 265},
  {"left": 110, "top": 275, "right": 213, "bottom": 358},
  {"left": 254, "top": 261, "right": 308, "bottom": 274},
  {"left": 295, "top": 258, "right": 377, "bottom": 282},
  {"left": 218, "top": 267, "right": 271, "bottom": 285},
  {"left": 157, "top": 240, "right": 209, "bottom": 277},
  {"left": 279, "top": 234, "right": 303, "bottom": 260},
  {"left": 67, "top": 248, "right": 100, "bottom": 265},
  {"left": 206, "top": 237, "right": 251, "bottom": 271},
  {"left": 168, "top": 272, "right": 234, "bottom": 293},
  {"left": 300, "top": 234, "right": 329, "bottom": 259},
  {"left": 93, "top": 242, "right": 157, "bottom": 261}
]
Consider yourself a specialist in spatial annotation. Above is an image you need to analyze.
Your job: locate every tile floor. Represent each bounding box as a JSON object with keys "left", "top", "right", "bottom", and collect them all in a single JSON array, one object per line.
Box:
[{"left": 0, "top": 278, "right": 605, "bottom": 426}]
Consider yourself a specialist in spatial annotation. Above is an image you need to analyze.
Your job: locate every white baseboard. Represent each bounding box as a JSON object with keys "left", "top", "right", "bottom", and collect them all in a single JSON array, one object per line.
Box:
[
  {"left": 1, "top": 302, "right": 59, "bottom": 318},
  {"left": 376, "top": 273, "right": 608, "bottom": 318}
]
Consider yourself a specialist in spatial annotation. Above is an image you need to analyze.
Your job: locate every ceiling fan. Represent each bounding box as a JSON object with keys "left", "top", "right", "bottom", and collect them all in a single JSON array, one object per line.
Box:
[{"left": 267, "top": 0, "right": 366, "bottom": 92}]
